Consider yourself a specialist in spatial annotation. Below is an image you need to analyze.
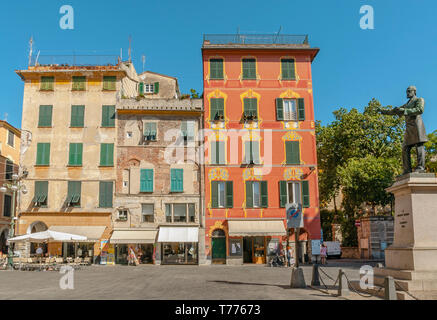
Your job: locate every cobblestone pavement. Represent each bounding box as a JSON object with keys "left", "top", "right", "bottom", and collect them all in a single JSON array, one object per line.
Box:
[{"left": 0, "top": 259, "right": 381, "bottom": 300}]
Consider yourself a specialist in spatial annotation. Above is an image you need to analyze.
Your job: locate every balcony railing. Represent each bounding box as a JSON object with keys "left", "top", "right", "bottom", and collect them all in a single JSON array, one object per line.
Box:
[
  {"left": 203, "top": 34, "right": 309, "bottom": 45},
  {"left": 30, "top": 54, "right": 120, "bottom": 67}
]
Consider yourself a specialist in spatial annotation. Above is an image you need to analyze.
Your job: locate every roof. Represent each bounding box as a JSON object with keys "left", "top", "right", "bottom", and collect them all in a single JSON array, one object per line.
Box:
[
  {"left": 117, "top": 98, "right": 203, "bottom": 113},
  {"left": 0, "top": 120, "right": 21, "bottom": 137}
]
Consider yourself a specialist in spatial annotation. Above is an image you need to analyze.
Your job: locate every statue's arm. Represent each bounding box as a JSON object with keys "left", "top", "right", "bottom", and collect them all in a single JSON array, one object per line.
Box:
[
  {"left": 403, "top": 98, "right": 425, "bottom": 116},
  {"left": 380, "top": 107, "right": 402, "bottom": 115}
]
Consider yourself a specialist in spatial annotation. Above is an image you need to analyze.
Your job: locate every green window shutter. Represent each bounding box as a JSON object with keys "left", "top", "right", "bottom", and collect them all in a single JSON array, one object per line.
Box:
[
  {"left": 140, "top": 169, "right": 153, "bottom": 192},
  {"left": 210, "top": 99, "right": 217, "bottom": 121},
  {"left": 279, "top": 181, "right": 288, "bottom": 208},
  {"left": 225, "top": 181, "right": 233, "bottom": 208},
  {"left": 281, "top": 59, "right": 296, "bottom": 80},
  {"left": 261, "top": 181, "right": 268, "bottom": 208},
  {"left": 171, "top": 169, "right": 183, "bottom": 192},
  {"left": 103, "top": 76, "right": 116, "bottom": 90},
  {"left": 210, "top": 59, "right": 224, "bottom": 79},
  {"left": 72, "top": 76, "right": 86, "bottom": 91},
  {"left": 69, "top": 143, "right": 83, "bottom": 166},
  {"left": 218, "top": 141, "right": 225, "bottom": 164},
  {"left": 302, "top": 180, "right": 310, "bottom": 208},
  {"left": 139, "top": 82, "right": 144, "bottom": 95},
  {"left": 276, "top": 98, "right": 284, "bottom": 121},
  {"left": 41, "top": 77, "right": 54, "bottom": 90},
  {"left": 210, "top": 141, "right": 217, "bottom": 165},
  {"left": 36, "top": 143, "right": 50, "bottom": 165},
  {"left": 71, "top": 105, "right": 84, "bottom": 127},
  {"left": 100, "top": 143, "right": 114, "bottom": 166},
  {"left": 38, "top": 105, "right": 53, "bottom": 127},
  {"left": 211, "top": 181, "right": 219, "bottom": 208},
  {"left": 102, "top": 105, "right": 115, "bottom": 127},
  {"left": 154, "top": 82, "right": 159, "bottom": 94},
  {"left": 67, "top": 181, "right": 81, "bottom": 205},
  {"left": 244, "top": 98, "right": 257, "bottom": 117},
  {"left": 286, "top": 141, "right": 300, "bottom": 165},
  {"left": 99, "top": 181, "right": 113, "bottom": 208},
  {"left": 210, "top": 98, "right": 224, "bottom": 120},
  {"left": 242, "top": 59, "right": 256, "bottom": 79},
  {"left": 34, "top": 181, "right": 48, "bottom": 205},
  {"left": 245, "top": 181, "right": 253, "bottom": 208},
  {"left": 298, "top": 98, "right": 305, "bottom": 121}
]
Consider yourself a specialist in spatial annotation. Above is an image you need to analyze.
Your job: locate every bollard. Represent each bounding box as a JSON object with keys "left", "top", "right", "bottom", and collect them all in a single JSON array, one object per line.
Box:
[
  {"left": 384, "top": 276, "right": 397, "bottom": 300},
  {"left": 337, "top": 269, "right": 350, "bottom": 296},
  {"left": 290, "top": 267, "right": 306, "bottom": 288},
  {"left": 311, "top": 264, "right": 320, "bottom": 286}
]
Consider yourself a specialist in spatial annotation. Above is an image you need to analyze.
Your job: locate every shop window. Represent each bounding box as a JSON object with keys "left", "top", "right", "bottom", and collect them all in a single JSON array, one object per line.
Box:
[
  {"left": 141, "top": 204, "right": 154, "bottom": 223},
  {"left": 165, "top": 203, "right": 196, "bottom": 223},
  {"left": 229, "top": 239, "right": 242, "bottom": 257}
]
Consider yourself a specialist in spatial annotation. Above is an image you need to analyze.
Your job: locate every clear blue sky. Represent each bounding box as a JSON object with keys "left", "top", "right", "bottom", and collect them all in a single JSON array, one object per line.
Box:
[{"left": 1, "top": 0, "right": 436, "bottom": 132}]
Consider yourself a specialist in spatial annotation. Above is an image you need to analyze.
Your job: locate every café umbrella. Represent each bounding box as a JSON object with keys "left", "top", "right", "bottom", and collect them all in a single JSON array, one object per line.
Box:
[{"left": 7, "top": 230, "right": 87, "bottom": 243}]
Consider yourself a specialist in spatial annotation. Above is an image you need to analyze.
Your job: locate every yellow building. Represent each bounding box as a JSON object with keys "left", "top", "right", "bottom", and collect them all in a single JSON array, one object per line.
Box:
[
  {"left": 0, "top": 120, "right": 21, "bottom": 254},
  {"left": 15, "top": 63, "right": 126, "bottom": 262}
]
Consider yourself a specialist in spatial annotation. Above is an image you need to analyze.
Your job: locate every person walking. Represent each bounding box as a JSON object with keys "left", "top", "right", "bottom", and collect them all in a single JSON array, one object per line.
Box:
[{"left": 320, "top": 243, "right": 327, "bottom": 265}]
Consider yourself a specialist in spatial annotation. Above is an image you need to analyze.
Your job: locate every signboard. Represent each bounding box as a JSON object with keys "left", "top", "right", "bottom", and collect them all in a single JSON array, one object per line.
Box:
[
  {"left": 355, "top": 220, "right": 361, "bottom": 227},
  {"left": 311, "top": 240, "right": 321, "bottom": 256},
  {"left": 286, "top": 203, "right": 303, "bottom": 229}
]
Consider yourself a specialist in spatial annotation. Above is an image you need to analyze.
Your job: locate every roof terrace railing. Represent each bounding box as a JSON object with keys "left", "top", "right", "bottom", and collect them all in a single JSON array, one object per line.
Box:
[
  {"left": 30, "top": 54, "right": 120, "bottom": 67},
  {"left": 203, "top": 34, "right": 309, "bottom": 45}
]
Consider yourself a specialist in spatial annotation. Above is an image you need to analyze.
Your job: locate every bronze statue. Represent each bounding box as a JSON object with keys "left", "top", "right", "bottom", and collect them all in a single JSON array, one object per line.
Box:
[{"left": 379, "top": 86, "right": 428, "bottom": 174}]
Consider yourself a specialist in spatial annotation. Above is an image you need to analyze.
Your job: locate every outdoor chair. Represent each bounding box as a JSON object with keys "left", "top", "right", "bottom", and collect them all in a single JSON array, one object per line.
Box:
[{"left": 82, "top": 257, "right": 91, "bottom": 266}]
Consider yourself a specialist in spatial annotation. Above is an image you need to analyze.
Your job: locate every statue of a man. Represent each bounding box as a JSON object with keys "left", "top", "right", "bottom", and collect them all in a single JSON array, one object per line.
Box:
[{"left": 379, "top": 86, "right": 428, "bottom": 175}]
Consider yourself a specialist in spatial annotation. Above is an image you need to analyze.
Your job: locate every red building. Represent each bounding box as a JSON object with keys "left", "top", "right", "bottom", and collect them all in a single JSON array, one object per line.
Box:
[{"left": 202, "top": 34, "right": 321, "bottom": 265}]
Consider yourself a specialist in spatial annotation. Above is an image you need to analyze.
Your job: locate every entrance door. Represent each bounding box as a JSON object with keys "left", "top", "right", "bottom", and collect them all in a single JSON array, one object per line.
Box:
[
  {"left": 211, "top": 229, "right": 226, "bottom": 264},
  {"left": 243, "top": 237, "right": 253, "bottom": 263}
]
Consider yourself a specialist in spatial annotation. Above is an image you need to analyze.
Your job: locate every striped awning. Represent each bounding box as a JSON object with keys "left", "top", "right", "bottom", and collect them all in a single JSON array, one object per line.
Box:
[
  {"left": 110, "top": 230, "right": 157, "bottom": 244},
  {"left": 228, "top": 220, "right": 286, "bottom": 237}
]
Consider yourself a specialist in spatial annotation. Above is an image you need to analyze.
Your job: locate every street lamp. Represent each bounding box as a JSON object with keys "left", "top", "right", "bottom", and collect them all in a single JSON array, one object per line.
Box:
[{"left": 1, "top": 172, "right": 27, "bottom": 269}]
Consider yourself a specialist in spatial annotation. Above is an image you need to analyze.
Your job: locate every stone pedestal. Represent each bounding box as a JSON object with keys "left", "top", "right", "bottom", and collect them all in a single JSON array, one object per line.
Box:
[{"left": 375, "top": 173, "right": 437, "bottom": 299}]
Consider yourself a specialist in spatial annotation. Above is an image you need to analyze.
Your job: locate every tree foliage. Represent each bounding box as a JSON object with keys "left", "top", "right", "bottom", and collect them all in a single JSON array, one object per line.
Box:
[{"left": 425, "top": 130, "right": 437, "bottom": 173}]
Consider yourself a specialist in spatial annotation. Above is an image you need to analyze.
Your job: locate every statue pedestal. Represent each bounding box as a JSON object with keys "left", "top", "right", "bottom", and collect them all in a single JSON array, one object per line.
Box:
[{"left": 375, "top": 173, "right": 437, "bottom": 299}]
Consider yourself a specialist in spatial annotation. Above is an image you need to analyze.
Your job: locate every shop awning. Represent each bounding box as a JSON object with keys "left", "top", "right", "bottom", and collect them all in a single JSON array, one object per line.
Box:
[
  {"left": 110, "top": 230, "right": 157, "bottom": 244},
  {"left": 228, "top": 220, "right": 286, "bottom": 237},
  {"left": 49, "top": 226, "right": 106, "bottom": 242},
  {"left": 157, "top": 227, "right": 199, "bottom": 243}
]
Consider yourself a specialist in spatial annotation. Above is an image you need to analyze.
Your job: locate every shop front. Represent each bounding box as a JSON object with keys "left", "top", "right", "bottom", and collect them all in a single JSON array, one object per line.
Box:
[
  {"left": 157, "top": 226, "right": 199, "bottom": 265},
  {"left": 227, "top": 219, "right": 286, "bottom": 265},
  {"left": 110, "top": 229, "right": 157, "bottom": 265}
]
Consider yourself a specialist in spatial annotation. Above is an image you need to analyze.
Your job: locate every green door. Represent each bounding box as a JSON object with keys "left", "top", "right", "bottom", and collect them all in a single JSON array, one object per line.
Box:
[{"left": 212, "top": 237, "right": 226, "bottom": 263}]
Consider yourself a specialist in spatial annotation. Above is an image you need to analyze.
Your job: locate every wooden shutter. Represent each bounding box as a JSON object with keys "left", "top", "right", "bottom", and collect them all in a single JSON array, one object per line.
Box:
[
  {"left": 225, "top": 181, "right": 233, "bottom": 208},
  {"left": 100, "top": 143, "right": 114, "bottom": 166},
  {"left": 177, "top": 169, "right": 183, "bottom": 191},
  {"left": 286, "top": 141, "right": 300, "bottom": 165},
  {"left": 99, "top": 181, "right": 113, "bottom": 208},
  {"left": 71, "top": 105, "right": 84, "bottom": 127},
  {"left": 36, "top": 143, "right": 50, "bottom": 165},
  {"left": 276, "top": 98, "right": 284, "bottom": 120},
  {"left": 243, "top": 59, "right": 256, "bottom": 79},
  {"left": 72, "top": 76, "right": 86, "bottom": 91},
  {"left": 281, "top": 59, "right": 296, "bottom": 80},
  {"left": 171, "top": 169, "right": 177, "bottom": 192},
  {"left": 154, "top": 82, "right": 159, "bottom": 93},
  {"left": 41, "top": 77, "right": 54, "bottom": 90},
  {"left": 171, "top": 169, "right": 183, "bottom": 192},
  {"left": 140, "top": 169, "right": 153, "bottom": 192},
  {"left": 298, "top": 98, "right": 305, "bottom": 121},
  {"left": 245, "top": 181, "right": 253, "bottom": 208},
  {"left": 211, "top": 181, "right": 219, "bottom": 208},
  {"left": 210, "top": 99, "right": 217, "bottom": 120},
  {"left": 279, "top": 181, "right": 288, "bottom": 208},
  {"left": 69, "top": 143, "right": 82, "bottom": 166},
  {"left": 38, "top": 105, "right": 52, "bottom": 127},
  {"left": 210, "top": 59, "right": 224, "bottom": 79},
  {"left": 261, "top": 181, "right": 268, "bottom": 208},
  {"left": 103, "top": 76, "right": 116, "bottom": 90},
  {"left": 302, "top": 180, "right": 310, "bottom": 208},
  {"left": 139, "top": 82, "right": 144, "bottom": 95}
]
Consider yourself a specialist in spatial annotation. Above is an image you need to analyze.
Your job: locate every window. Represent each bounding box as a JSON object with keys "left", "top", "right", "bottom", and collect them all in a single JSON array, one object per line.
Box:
[
  {"left": 210, "top": 59, "right": 224, "bottom": 79},
  {"left": 71, "top": 105, "right": 85, "bottom": 127},
  {"left": 243, "top": 98, "right": 257, "bottom": 119},
  {"left": 180, "top": 121, "right": 195, "bottom": 144},
  {"left": 5, "top": 160, "right": 13, "bottom": 181},
  {"left": 242, "top": 58, "right": 256, "bottom": 79},
  {"left": 141, "top": 204, "right": 154, "bottom": 223},
  {"left": 68, "top": 143, "right": 83, "bottom": 166},
  {"left": 118, "top": 209, "right": 128, "bottom": 221},
  {"left": 40, "top": 76, "right": 54, "bottom": 91},
  {"left": 36, "top": 143, "right": 50, "bottom": 166},
  {"left": 144, "top": 123, "right": 157, "bottom": 141},
  {"left": 285, "top": 141, "right": 300, "bottom": 165},
  {"left": 140, "top": 169, "right": 153, "bottom": 192},
  {"left": 3, "top": 194, "right": 11, "bottom": 217},
  {"left": 72, "top": 76, "right": 86, "bottom": 91},
  {"left": 101, "top": 105, "right": 115, "bottom": 127},
  {"left": 7, "top": 130, "right": 14, "bottom": 147},
  {"left": 276, "top": 98, "right": 305, "bottom": 121},
  {"left": 99, "top": 181, "right": 113, "bottom": 208},
  {"left": 165, "top": 203, "right": 195, "bottom": 223},
  {"left": 170, "top": 169, "right": 183, "bottom": 192},
  {"left": 100, "top": 143, "right": 114, "bottom": 166},
  {"left": 67, "top": 181, "right": 81, "bottom": 207},
  {"left": 245, "top": 181, "right": 268, "bottom": 208},
  {"left": 102, "top": 76, "right": 116, "bottom": 91},
  {"left": 281, "top": 59, "right": 296, "bottom": 80},
  {"left": 211, "top": 181, "right": 233, "bottom": 208},
  {"left": 38, "top": 105, "right": 53, "bottom": 127},
  {"left": 279, "top": 180, "right": 310, "bottom": 208},
  {"left": 210, "top": 141, "right": 225, "bottom": 165},
  {"left": 32, "top": 181, "right": 48, "bottom": 207},
  {"left": 210, "top": 98, "right": 224, "bottom": 121},
  {"left": 139, "top": 82, "right": 159, "bottom": 94},
  {"left": 244, "top": 141, "right": 260, "bottom": 164}
]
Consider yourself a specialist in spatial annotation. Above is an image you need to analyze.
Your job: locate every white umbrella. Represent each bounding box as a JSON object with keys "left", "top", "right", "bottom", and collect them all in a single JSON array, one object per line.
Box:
[{"left": 8, "top": 230, "right": 87, "bottom": 243}]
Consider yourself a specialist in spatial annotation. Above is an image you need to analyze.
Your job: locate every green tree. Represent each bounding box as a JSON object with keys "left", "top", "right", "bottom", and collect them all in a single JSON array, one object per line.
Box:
[{"left": 425, "top": 130, "right": 437, "bottom": 173}]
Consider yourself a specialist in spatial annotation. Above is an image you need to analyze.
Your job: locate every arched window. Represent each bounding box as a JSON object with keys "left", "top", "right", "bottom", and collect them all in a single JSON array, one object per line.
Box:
[{"left": 212, "top": 229, "right": 225, "bottom": 238}]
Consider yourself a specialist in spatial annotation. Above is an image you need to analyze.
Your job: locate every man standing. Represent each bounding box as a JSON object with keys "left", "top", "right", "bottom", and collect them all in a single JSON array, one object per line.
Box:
[{"left": 379, "top": 86, "right": 428, "bottom": 174}]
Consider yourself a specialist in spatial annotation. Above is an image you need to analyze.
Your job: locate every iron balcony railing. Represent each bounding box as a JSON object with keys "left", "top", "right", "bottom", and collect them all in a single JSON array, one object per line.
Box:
[
  {"left": 30, "top": 54, "right": 120, "bottom": 67},
  {"left": 203, "top": 34, "right": 309, "bottom": 45}
]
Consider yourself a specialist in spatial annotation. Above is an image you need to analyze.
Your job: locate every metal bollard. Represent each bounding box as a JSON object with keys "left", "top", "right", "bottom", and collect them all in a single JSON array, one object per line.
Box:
[
  {"left": 337, "top": 269, "right": 350, "bottom": 296},
  {"left": 311, "top": 264, "right": 320, "bottom": 286},
  {"left": 384, "top": 276, "right": 397, "bottom": 300}
]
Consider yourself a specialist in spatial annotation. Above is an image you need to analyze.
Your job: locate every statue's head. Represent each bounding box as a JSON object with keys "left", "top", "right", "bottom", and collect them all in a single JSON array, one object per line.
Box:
[{"left": 407, "top": 86, "right": 417, "bottom": 99}]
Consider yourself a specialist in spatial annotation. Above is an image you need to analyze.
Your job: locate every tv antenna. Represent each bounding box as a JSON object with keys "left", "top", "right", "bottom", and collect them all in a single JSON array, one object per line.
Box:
[
  {"left": 28, "top": 36, "right": 33, "bottom": 66},
  {"left": 274, "top": 26, "right": 282, "bottom": 43},
  {"left": 128, "top": 35, "right": 132, "bottom": 62},
  {"left": 142, "top": 55, "right": 146, "bottom": 73}
]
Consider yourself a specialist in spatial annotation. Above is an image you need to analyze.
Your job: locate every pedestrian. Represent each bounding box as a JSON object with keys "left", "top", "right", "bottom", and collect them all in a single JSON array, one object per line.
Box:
[
  {"left": 36, "top": 246, "right": 43, "bottom": 257},
  {"left": 77, "top": 247, "right": 82, "bottom": 258},
  {"left": 320, "top": 243, "right": 327, "bottom": 265}
]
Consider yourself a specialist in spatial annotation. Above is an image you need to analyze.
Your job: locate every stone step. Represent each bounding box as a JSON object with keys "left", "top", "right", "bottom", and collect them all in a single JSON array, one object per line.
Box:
[
  {"left": 374, "top": 267, "right": 437, "bottom": 281},
  {"left": 370, "top": 275, "right": 437, "bottom": 291}
]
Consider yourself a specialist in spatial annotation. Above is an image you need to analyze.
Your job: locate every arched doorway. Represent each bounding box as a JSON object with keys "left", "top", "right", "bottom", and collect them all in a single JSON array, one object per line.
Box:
[
  {"left": 211, "top": 229, "right": 226, "bottom": 264},
  {"left": 0, "top": 228, "right": 9, "bottom": 255}
]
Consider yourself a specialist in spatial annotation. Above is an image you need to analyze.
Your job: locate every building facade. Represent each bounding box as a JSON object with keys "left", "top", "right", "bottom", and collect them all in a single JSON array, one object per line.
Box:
[
  {"left": 15, "top": 63, "right": 125, "bottom": 261},
  {"left": 202, "top": 34, "right": 321, "bottom": 265},
  {"left": 0, "top": 121, "right": 21, "bottom": 254},
  {"left": 113, "top": 69, "right": 204, "bottom": 265}
]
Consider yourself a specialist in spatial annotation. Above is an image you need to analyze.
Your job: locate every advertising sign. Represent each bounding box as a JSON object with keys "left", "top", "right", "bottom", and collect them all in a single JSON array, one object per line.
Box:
[
  {"left": 286, "top": 203, "right": 303, "bottom": 229},
  {"left": 311, "top": 239, "right": 321, "bottom": 256}
]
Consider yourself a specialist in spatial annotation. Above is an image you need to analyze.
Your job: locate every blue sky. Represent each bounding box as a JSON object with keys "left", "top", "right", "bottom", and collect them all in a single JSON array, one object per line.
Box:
[{"left": 1, "top": 0, "right": 436, "bottom": 133}]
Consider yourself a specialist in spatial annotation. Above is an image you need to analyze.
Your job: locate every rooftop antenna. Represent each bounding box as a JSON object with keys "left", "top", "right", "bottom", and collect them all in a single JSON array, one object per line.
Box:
[
  {"left": 128, "top": 35, "right": 132, "bottom": 63},
  {"left": 3, "top": 113, "right": 8, "bottom": 121},
  {"left": 28, "top": 36, "right": 33, "bottom": 67},
  {"left": 120, "top": 48, "right": 123, "bottom": 61},
  {"left": 274, "top": 26, "right": 282, "bottom": 43},
  {"left": 35, "top": 50, "right": 40, "bottom": 66},
  {"left": 142, "top": 55, "right": 146, "bottom": 73}
]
